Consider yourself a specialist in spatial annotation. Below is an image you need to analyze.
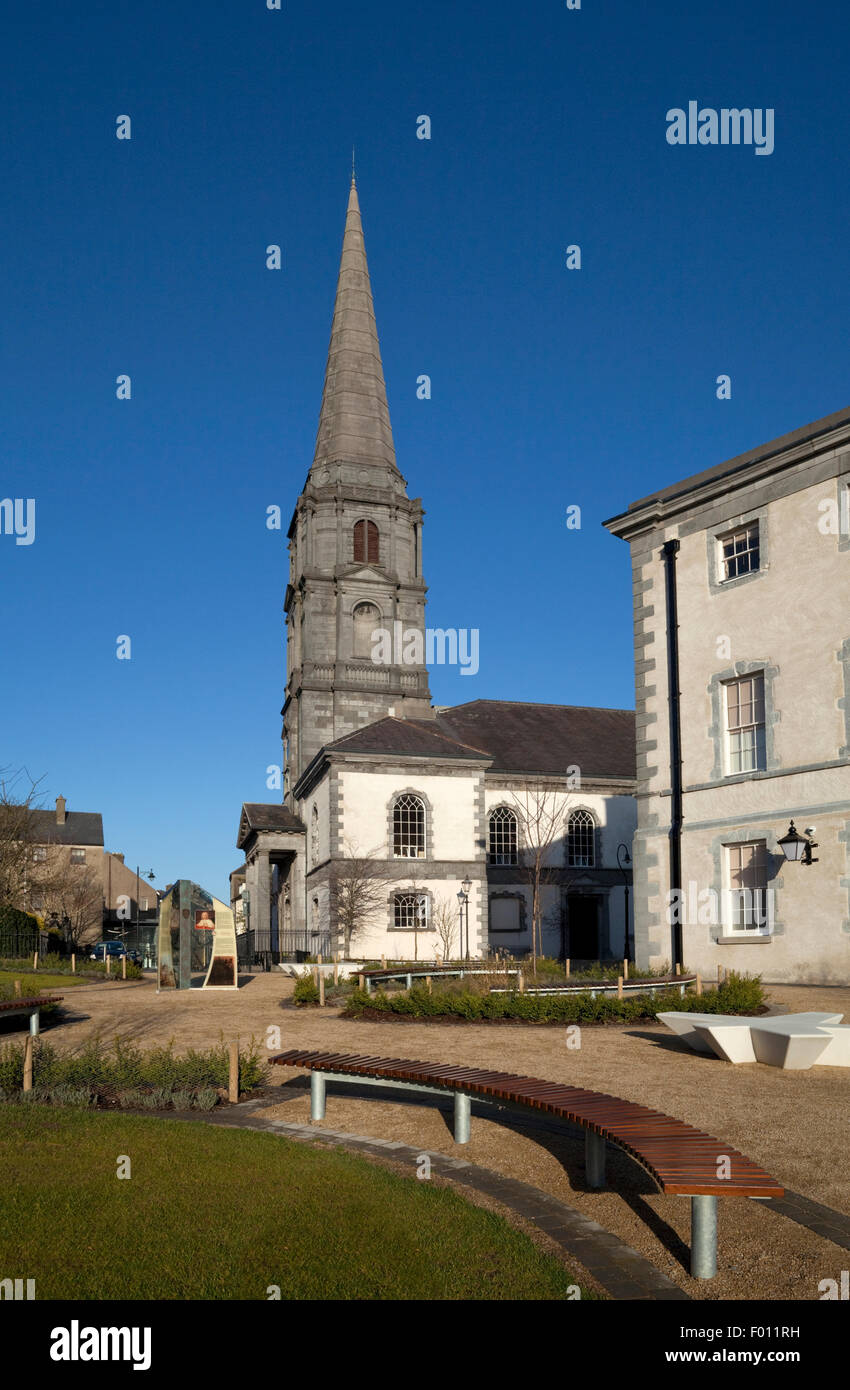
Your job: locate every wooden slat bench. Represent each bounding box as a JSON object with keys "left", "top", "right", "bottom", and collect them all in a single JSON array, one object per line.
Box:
[
  {"left": 272, "top": 1048, "right": 784, "bottom": 1279},
  {"left": 0, "top": 995, "right": 63, "bottom": 1036}
]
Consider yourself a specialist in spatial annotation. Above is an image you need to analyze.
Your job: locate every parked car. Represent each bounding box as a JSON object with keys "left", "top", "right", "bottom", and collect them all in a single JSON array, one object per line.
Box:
[{"left": 90, "top": 941, "right": 142, "bottom": 965}]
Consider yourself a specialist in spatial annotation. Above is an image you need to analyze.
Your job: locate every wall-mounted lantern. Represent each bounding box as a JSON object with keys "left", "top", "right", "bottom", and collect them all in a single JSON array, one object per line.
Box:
[{"left": 777, "top": 821, "right": 819, "bottom": 866}]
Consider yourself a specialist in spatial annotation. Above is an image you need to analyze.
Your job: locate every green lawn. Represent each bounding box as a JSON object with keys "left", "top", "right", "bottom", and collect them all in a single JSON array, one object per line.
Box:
[
  {"left": 0, "top": 971, "right": 86, "bottom": 995},
  {"left": 0, "top": 1105, "right": 591, "bottom": 1300}
]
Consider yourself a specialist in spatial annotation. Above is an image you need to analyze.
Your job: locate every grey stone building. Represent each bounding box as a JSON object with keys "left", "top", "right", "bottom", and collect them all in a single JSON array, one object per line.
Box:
[{"left": 605, "top": 405, "right": 850, "bottom": 983}]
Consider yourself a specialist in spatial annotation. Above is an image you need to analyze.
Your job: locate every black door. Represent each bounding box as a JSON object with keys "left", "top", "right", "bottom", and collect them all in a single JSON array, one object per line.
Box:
[{"left": 567, "top": 895, "right": 600, "bottom": 961}]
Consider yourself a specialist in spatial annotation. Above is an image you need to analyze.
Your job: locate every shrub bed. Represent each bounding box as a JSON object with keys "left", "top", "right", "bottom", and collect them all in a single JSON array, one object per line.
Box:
[
  {"left": 342, "top": 972, "right": 764, "bottom": 1024},
  {"left": 0, "top": 953, "right": 144, "bottom": 981},
  {"left": 0, "top": 1035, "right": 268, "bottom": 1100}
]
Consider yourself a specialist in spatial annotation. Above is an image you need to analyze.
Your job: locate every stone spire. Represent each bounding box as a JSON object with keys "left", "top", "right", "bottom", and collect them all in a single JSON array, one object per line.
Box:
[{"left": 311, "top": 177, "right": 399, "bottom": 475}]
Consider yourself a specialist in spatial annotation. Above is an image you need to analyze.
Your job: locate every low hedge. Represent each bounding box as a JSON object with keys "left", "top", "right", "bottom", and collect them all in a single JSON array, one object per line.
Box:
[
  {"left": 0, "top": 953, "right": 144, "bottom": 981},
  {"left": 0, "top": 1035, "right": 269, "bottom": 1095},
  {"left": 342, "top": 972, "right": 764, "bottom": 1024}
]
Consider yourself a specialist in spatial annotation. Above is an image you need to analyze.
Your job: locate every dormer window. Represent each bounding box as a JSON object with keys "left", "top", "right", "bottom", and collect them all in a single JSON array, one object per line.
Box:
[{"left": 354, "top": 519, "right": 379, "bottom": 565}]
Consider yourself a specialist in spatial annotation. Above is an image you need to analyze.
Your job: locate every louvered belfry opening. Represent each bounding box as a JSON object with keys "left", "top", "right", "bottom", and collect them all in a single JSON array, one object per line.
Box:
[{"left": 353, "top": 518, "right": 379, "bottom": 564}]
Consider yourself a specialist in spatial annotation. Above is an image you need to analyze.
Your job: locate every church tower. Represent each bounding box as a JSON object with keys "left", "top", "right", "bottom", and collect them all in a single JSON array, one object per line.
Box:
[{"left": 283, "top": 176, "right": 433, "bottom": 794}]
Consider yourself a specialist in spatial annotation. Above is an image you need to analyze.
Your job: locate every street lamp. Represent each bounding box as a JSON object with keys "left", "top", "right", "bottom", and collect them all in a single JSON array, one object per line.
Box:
[
  {"left": 457, "top": 877, "right": 472, "bottom": 960},
  {"left": 617, "top": 844, "right": 632, "bottom": 962},
  {"left": 778, "top": 822, "right": 818, "bottom": 866},
  {"left": 133, "top": 868, "right": 156, "bottom": 961}
]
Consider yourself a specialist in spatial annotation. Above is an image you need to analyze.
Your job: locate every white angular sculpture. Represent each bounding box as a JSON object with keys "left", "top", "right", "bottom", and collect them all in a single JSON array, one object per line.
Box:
[{"left": 656, "top": 1011, "right": 847, "bottom": 1070}]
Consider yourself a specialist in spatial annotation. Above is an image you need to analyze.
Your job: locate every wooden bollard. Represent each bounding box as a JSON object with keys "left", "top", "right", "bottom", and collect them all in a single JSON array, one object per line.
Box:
[
  {"left": 317, "top": 952, "right": 322, "bottom": 966},
  {"left": 425, "top": 976, "right": 432, "bottom": 994},
  {"left": 381, "top": 955, "right": 386, "bottom": 970},
  {"left": 518, "top": 973, "right": 525, "bottom": 994},
  {"left": 106, "top": 955, "right": 111, "bottom": 975},
  {"left": 565, "top": 958, "right": 570, "bottom": 978},
  {"left": 318, "top": 973, "right": 325, "bottom": 1007},
  {"left": 675, "top": 962, "right": 681, "bottom": 976},
  {"left": 13, "top": 979, "right": 21, "bottom": 998},
  {"left": 23, "top": 1035, "right": 33, "bottom": 1092},
  {"left": 33, "top": 951, "right": 38, "bottom": 971},
  {"left": 696, "top": 972, "right": 703, "bottom": 996},
  {"left": 71, "top": 954, "right": 76, "bottom": 974},
  {"left": 312, "top": 965, "right": 319, "bottom": 987},
  {"left": 228, "top": 1041, "right": 239, "bottom": 1103},
  {"left": 623, "top": 959, "right": 629, "bottom": 981},
  {"left": 333, "top": 956, "right": 339, "bottom": 986},
  {"left": 358, "top": 973, "right": 365, "bottom": 990},
  {"left": 617, "top": 975, "right": 624, "bottom": 999},
  {"left": 122, "top": 955, "right": 127, "bottom": 980}
]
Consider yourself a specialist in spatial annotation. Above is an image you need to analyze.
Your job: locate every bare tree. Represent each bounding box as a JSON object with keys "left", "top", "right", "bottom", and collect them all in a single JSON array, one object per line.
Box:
[
  {"left": 431, "top": 893, "right": 458, "bottom": 962},
  {"left": 332, "top": 840, "right": 393, "bottom": 959},
  {"left": 42, "top": 864, "right": 104, "bottom": 948},
  {"left": 510, "top": 782, "right": 571, "bottom": 974},
  {"left": 0, "top": 767, "right": 53, "bottom": 908}
]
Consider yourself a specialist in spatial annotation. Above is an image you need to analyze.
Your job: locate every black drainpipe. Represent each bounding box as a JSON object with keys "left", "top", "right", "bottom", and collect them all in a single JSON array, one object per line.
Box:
[{"left": 662, "top": 539, "right": 684, "bottom": 969}]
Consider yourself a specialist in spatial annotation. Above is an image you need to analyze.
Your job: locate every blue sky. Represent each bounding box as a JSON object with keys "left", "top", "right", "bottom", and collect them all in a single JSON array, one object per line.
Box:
[{"left": 3, "top": 0, "right": 849, "bottom": 899}]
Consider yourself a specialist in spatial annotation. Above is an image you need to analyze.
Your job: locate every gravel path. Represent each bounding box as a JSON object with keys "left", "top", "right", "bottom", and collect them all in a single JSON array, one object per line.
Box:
[{"left": 14, "top": 971, "right": 850, "bottom": 1302}]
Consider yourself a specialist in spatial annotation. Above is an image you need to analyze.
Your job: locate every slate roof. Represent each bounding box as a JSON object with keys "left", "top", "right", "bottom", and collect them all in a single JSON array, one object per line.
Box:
[
  {"left": 30, "top": 810, "right": 104, "bottom": 847},
  {"left": 240, "top": 804, "right": 306, "bottom": 834},
  {"left": 435, "top": 701, "right": 636, "bottom": 780},
  {"left": 323, "top": 702, "right": 636, "bottom": 781},
  {"left": 325, "top": 717, "right": 490, "bottom": 761},
  {"left": 605, "top": 401, "right": 850, "bottom": 526}
]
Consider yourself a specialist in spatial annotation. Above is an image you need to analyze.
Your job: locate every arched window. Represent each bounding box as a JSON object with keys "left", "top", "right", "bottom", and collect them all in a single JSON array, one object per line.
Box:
[
  {"left": 353, "top": 519, "right": 380, "bottom": 564},
  {"left": 393, "top": 793, "right": 425, "bottom": 858},
  {"left": 393, "top": 892, "right": 430, "bottom": 931},
  {"left": 488, "top": 807, "right": 518, "bottom": 865},
  {"left": 353, "top": 601, "right": 381, "bottom": 658},
  {"left": 310, "top": 805, "right": 319, "bottom": 867},
  {"left": 567, "top": 809, "right": 595, "bottom": 868}
]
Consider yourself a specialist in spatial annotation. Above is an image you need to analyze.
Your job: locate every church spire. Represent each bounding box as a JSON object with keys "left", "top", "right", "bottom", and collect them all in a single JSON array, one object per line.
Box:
[{"left": 311, "top": 177, "right": 398, "bottom": 475}]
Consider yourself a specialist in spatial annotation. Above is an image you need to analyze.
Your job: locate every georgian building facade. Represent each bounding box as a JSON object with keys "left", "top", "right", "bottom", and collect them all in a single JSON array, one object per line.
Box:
[{"left": 605, "top": 405, "right": 850, "bottom": 984}]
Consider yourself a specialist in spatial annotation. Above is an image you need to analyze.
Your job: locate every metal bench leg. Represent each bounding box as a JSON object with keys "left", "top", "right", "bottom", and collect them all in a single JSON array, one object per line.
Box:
[
  {"left": 29, "top": 1009, "right": 39, "bottom": 1038},
  {"left": 454, "top": 1091, "right": 471, "bottom": 1144},
  {"left": 690, "top": 1195, "right": 717, "bottom": 1279},
  {"left": 585, "top": 1130, "right": 606, "bottom": 1189},
  {"left": 310, "top": 1071, "right": 326, "bottom": 1123}
]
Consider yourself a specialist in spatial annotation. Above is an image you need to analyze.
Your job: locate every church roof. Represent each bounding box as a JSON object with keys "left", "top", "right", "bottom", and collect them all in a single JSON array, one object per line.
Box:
[
  {"left": 434, "top": 700, "right": 636, "bottom": 780},
  {"left": 311, "top": 177, "right": 399, "bottom": 475},
  {"left": 324, "top": 717, "right": 490, "bottom": 762}
]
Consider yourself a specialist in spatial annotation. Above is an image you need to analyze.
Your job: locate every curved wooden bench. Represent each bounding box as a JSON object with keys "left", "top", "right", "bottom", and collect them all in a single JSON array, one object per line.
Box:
[
  {"left": 0, "top": 995, "right": 63, "bottom": 1036},
  {"left": 272, "top": 1048, "right": 784, "bottom": 1279}
]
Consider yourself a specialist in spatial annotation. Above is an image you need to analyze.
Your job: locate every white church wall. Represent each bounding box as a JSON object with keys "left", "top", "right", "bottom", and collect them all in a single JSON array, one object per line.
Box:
[
  {"left": 483, "top": 786, "right": 636, "bottom": 867},
  {"left": 340, "top": 768, "right": 480, "bottom": 861}
]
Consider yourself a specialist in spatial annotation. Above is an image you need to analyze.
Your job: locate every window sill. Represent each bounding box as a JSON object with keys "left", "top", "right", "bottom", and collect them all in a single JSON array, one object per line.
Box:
[{"left": 716, "top": 934, "right": 773, "bottom": 945}]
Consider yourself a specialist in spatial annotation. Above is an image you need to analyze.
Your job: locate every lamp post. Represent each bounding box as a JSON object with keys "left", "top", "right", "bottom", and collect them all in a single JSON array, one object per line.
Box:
[
  {"left": 133, "top": 868, "right": 156, "bottom": 960},
  {"left": 617, "top": 844, "right": 632, "bottom": 962},
  {"left": 457, "top": 877, "right": 472, "bottom": 960}
]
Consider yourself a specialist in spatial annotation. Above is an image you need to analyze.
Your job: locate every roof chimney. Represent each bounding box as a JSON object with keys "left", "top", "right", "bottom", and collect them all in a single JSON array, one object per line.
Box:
[{"left": 55, "top": 796, "right": 67, "bottom": 824}]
